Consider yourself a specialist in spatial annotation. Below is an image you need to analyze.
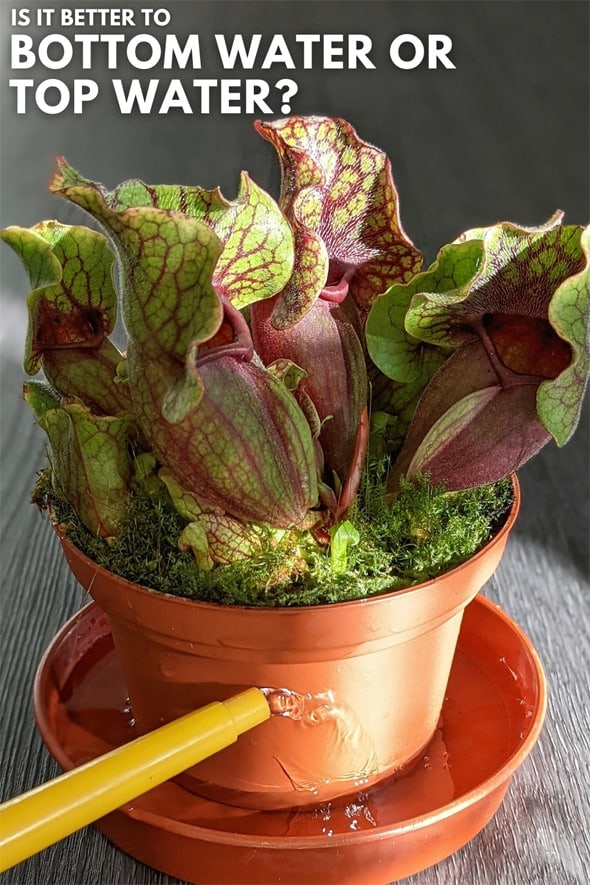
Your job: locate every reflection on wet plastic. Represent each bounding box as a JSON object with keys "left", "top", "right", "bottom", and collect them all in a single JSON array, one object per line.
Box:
[{"left": 260, "top": 687, "right": 382, "bottom": 794}]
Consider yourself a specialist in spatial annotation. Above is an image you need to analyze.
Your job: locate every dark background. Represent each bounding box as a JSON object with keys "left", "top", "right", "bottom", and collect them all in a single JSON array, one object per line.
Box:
[
  {"left": 1, "top": 1, "right": 588, "bottom": 247},
  {"left": 1, "top": 2, "right": 588, "bottom": 884}
]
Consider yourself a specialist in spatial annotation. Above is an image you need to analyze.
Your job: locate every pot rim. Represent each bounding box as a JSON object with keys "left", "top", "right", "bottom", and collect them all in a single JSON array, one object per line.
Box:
[{"left": 56, "top": 475, "right": 520, "bottom": 614}]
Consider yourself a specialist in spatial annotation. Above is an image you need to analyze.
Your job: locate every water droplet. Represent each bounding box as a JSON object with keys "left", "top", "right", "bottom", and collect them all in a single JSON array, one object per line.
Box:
[
  {"left": 121, "top": 696, "right": 137, "bottom": 728},
  {"left": 159, "top": 659, "right": 176, "bottom": 678},
  {"left": 499, "top": 656, "right": 519, "bottom": 681}
]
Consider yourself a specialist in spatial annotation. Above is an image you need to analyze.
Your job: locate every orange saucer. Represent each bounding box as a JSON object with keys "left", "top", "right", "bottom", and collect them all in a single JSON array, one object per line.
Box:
[{"left": 33, "top": 595, "right": 546, "bottom": 885}]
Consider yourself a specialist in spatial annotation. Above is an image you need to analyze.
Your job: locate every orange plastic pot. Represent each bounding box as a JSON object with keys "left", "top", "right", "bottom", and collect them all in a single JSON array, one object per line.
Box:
[{"left": 56, "top": 478, "right": 519, "bottom": 811}]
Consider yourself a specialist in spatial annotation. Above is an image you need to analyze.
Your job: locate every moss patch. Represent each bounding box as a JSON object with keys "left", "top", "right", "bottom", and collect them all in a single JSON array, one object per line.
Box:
[{"left": 33, "top": 466, "right": 513, "bottom": 608}]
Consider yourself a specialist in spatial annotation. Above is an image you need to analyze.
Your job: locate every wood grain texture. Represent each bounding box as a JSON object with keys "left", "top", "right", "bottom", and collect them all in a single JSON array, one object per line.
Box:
[{"left": 1, "top": 2, "right": 588, "bottom": 883}]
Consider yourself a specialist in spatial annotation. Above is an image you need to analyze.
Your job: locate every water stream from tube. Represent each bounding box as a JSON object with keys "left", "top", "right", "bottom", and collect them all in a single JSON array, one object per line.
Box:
[
  {"left": 261, "top": 686, "right": 329, "bottom": 720},
  {"left": 259, "top": 687, "right": 382, "bottom": 794}
]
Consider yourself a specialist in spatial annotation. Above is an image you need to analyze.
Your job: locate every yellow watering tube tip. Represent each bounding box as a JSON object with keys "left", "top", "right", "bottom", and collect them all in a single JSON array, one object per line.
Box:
[
  {"left": 222, "top": 686, "right": 272, "bottom": 733},
  {"left": 0, "top": 687, "right": 271, "bottom": 873}
]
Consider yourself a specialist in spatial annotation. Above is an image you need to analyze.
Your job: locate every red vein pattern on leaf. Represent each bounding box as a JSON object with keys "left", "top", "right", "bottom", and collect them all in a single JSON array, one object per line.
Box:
[
  {"left": 50, "top": 161, "right": 224, "bottom": 360},
  {"left": 83, "top": 169, "right": 293, "bottom": 310},
  {"left": 256, "top": 116, "right": 422, "bottom": 327},
  {"left": 463, "top": 225, "right": 585, "bottom": 320},
  {"left": 419, "top": 224, "right": 585, "bottom": 349},
  {"left": 1, "top": 219, "right": 132, "bottom": 417},
  {"left": 134, "top": 355, "right": 319, "bottom": 527},
  {"left": 407, "top": 223, "right": 586, "bottom": 391},
  {"left": 535, "top": 224, "right": 590, "bottom": 445}
]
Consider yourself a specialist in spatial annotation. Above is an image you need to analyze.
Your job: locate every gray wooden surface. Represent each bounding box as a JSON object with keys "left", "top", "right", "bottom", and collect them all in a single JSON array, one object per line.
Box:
[{"left": 1, "top": 2, "right": 589, "bottom": 883}]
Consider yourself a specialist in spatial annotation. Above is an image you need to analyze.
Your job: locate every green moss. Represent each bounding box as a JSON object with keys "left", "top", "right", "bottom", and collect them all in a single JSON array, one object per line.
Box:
[{"left": 32, "top": 465, "right": 513, "bottom": 608}]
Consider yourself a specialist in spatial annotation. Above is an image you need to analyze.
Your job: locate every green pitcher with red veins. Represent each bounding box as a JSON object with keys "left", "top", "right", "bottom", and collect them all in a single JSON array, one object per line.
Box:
[{"left": 2, "top": 116, "right": 589, "bottom": 569}]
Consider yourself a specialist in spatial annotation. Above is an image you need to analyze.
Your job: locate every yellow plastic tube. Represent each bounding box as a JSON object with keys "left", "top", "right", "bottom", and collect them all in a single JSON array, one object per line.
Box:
[{"left": 0, "top": 687, "right": 270, "bottom": 872}]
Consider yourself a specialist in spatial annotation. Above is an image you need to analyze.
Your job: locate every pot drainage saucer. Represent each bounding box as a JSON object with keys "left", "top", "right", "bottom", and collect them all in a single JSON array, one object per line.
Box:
[{"left": 33, "top": 594, "right": 546, "bottom": 885}]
